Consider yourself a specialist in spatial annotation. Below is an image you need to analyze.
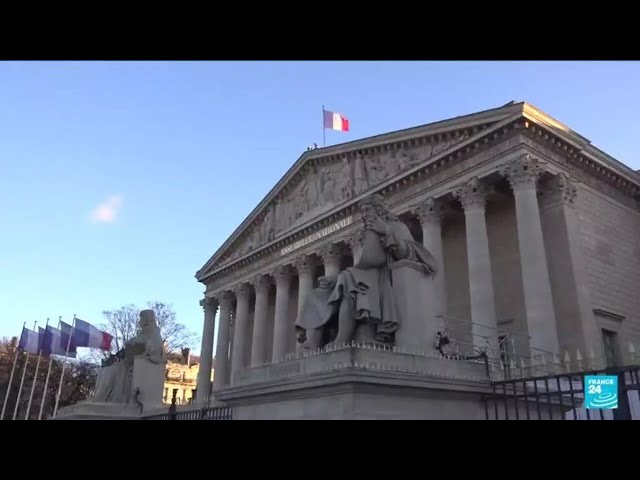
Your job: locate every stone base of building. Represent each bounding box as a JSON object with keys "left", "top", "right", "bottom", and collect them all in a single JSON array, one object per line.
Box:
[{"left": 216, "top": 346, "right": 499, "bottom": 420}]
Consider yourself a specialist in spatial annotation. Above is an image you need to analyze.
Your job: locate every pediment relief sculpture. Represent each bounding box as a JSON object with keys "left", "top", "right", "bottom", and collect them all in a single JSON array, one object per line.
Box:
[{"left": 219, "top": 130, "right": 471, "bottom": 266}]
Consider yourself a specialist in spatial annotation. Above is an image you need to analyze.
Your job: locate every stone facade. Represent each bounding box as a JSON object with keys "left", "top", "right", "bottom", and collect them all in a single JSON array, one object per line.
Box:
[{"left": 194, "top": 101, "right": 640, "bottom": 395}]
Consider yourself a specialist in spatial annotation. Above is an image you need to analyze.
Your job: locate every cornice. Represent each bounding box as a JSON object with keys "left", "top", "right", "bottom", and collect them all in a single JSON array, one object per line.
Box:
[{"left": 521, "top": 123, "right": 640, "bottom": 198}]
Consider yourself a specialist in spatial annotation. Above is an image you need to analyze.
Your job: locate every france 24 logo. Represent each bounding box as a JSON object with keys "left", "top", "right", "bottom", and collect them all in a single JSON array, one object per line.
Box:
[{"left": 584, "top": 375, "right": 618, "bottom": 409}]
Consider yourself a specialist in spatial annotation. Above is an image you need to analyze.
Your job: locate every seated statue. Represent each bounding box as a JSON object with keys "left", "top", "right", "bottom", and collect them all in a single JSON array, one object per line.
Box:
[
  {"left": 323, "top": 194, "right": 437, "bottom": 347},
  {"left": 295, "top": 275, "right": 339, "bottom": 351},
  {"left": 89, "top": 309, "right": 166, "bottom": 404}
]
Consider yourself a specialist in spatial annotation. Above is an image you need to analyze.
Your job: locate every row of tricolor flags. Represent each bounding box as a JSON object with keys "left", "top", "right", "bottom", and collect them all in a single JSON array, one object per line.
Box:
[{"left": 1, "top": 316, "right": 114, "bottom": 421}]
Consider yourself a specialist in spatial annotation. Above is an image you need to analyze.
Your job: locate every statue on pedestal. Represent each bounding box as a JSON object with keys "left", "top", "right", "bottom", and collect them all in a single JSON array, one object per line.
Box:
[
  {"left": 295, "top": 194, "right": 437, "bottom": 351},
  {"left": 89, "top": 309, "right": 166, "bottom": 405}
]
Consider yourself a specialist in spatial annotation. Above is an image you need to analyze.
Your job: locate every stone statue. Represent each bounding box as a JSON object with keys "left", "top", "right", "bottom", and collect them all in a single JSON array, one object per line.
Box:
[
  {"left": 323, "top": 194, "right": 437, "bottom": 347},
  {"left": 260, "top": 204, "right": 275, "bottom": 242},
  {"left": 353, "top": 155, "right": 369, "bottom": 194},
  {"left": 306, "top": 165, "right": 321, "bottom": 210},
  {"left": 89, "top": 309, "right": 166, "bottom": 405},
  {"left": 294, "top": 275, "right": 339, "bottom": 351}
]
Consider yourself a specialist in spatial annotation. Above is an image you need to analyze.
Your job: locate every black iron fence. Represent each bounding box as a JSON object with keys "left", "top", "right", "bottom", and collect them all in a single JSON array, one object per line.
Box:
[
  {"left": 143, "top": 406, "right": 232, "bottom": 421},
  {"left": 484, "top": 365, "right": 640, "bottom": 420}
]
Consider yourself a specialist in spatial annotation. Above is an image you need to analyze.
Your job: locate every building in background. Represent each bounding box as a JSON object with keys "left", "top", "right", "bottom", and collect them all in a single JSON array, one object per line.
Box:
[{"left": 163, "top": 348, "right": 214, "bottom": 405}]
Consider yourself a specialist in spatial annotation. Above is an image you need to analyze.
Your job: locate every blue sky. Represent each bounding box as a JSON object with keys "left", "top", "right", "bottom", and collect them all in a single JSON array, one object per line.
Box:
[{"left": 1, "top": 61, "right": 639, "bottom": 354}]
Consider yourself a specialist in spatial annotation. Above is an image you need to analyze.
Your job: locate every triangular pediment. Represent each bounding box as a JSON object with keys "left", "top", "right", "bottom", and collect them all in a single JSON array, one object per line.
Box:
[{"left": 196, "top": 101, "right": 525, "bottom": 280}]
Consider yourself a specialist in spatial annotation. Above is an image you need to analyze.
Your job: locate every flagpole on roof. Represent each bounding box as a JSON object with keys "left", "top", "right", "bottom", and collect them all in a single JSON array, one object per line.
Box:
[
  {"left": 322, "top": 105, "right": 326, "bottom": 148},
  {"left": 0, "top": 323, "right": 25, "bottom": 420},
  {"left": 12, "top": 320, "right": 37, "bottom": 420},
  {"left": 53, "top": 314, "right": 76, "bottom": 418},
  {"left": 25, "top": 318, "right": 48, "bottom": 420},
  {"left": 38, "top": 316, "right": 59, "bottom": 420}
]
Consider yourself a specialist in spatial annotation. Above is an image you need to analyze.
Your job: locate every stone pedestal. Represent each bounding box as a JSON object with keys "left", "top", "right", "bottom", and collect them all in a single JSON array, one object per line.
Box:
[
  {"left": 51, "top": 402, "right": 142, "bottom": 420},
  {"left": 216, "top": 347, "right": 494, "bottom": 420},
  {"left": 131, "top": 356, "right": 166, "bottom": 410},
  {"left": 54, "top": 356, "right": 166, "bottom": 420},
  {"left": 391, "top": 266, "right": 439, "bottom": 354}
]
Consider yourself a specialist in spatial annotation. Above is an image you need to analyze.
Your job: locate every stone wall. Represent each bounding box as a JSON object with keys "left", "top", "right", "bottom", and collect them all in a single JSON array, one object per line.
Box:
[{"left": 576, "top": 184, "right": 640, "bottom": 345}]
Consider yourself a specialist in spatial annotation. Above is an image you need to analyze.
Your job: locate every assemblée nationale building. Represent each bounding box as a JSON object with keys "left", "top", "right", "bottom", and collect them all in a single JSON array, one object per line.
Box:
[{"left": 192, "top": 101, "right": 640, "bottom": 402}]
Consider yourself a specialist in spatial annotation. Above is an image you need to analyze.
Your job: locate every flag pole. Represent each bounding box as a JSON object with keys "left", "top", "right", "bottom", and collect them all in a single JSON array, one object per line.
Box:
[
  {"left": 322, "top": 105, "right": 326, "bottom": 147},
  {"left": 53, "top": 314, "right": 75, "bottom": 418},
  {"left": 12, "top": 320, "right": 37, "bottom": 420},
  {"left": 1, "top": 324, "right": 24, "bottom": 420},
  {"left": 25, "top": 318, "right": 48, "bottom": 420},
  {"left": 38, "top": 316, "right": 59, "bottom": 420}
]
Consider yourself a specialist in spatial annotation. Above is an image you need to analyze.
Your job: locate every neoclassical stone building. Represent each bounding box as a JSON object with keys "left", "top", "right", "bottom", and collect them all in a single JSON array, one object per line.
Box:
[{"left": 194, "top": 101, "right": 640, "bottom": 402}]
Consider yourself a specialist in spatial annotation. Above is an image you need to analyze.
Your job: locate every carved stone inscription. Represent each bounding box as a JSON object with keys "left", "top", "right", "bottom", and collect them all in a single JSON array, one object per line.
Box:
[{"left": 280, "top": 216, "right": 354, "bottom": 256}]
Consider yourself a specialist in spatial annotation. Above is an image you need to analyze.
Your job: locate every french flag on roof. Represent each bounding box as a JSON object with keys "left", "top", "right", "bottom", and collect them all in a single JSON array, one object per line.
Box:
[
  {"left": 18, "top": 326, "right": 40, "bottom": 354},
  {"left": 323, "top": 108, "right": 350, "bottom": 132},
  {"left": 73, "top": 318, "right": 113, "bottom": 351}
]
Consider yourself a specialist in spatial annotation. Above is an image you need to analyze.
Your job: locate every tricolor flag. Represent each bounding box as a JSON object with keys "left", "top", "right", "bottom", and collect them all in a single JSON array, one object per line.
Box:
[
  {"left": 18, "top": 326, "right": 40, "bottom": 354},
  {"left": 73, "top": 318, "right": 113, "bottom": 350},
  {"left": 323, "top": 109, "right": 350, "bottom": 132},
  {"left": 39, "top": 325, "right": 77, "bottom": 358}
]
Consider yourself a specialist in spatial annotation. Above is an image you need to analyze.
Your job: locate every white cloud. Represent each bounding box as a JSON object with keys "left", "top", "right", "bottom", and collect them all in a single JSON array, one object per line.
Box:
[{"left": 90, "top": 194, "right": 123, "bottom": 224}]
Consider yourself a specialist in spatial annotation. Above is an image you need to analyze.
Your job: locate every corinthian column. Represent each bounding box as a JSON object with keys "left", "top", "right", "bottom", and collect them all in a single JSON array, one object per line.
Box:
[
  {"left": 320, "top": 243, "right": 343, "bottom": 278},
  {"left": 454, "top": 177, "right": 498, "bottom": 352},
  {"left": 415, "top": 197, "right": 446, "bottom": 316},
  {"left": 539, "top": 173, "right": 600, "bottom": 362},
  {"left": 231, "top": 283, "right": 252, "bottom": 381},
  {"left": 295, "top": 255, "right": 317, "bottom": 318},
  {"left": 501, "top": 154, "right": 559, "bottom": 356},
  {"left": 212, "top": 290, "right": 233, "bottom": 390},
  {"left": 272, "top": 265, "right": 293, "bottom": 362},
  {"left": 196, "top": 296, "right": 218, "bottom": 403},
  {"left": 250, "top": 274, "right": 272, "bottom": 366}
]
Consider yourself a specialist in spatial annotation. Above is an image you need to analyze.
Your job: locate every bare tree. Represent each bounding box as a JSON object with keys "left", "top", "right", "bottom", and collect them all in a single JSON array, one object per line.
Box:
[
  {"left": 96, "top": 301, "right": 196, "bottom": 361},
  {"left": 146, "top": 301, "right": 197, "bottom": 353},
  {"left": 102, "top": 304, "right": 139, "bottom": 353}
]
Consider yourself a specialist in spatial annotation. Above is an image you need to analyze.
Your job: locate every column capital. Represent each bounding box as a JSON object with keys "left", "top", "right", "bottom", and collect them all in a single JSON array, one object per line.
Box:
[
  {"left": 500, "top": 154, "right": 544, "bottom": 191},
  {"left": 414, "top": 197, "right": 444, "bottom": 225},
  {"left": 345, "top": 231, "right": 363, "bottom": 254},
  {"left": 294, "top": 254, "right": 318, "bottom": 275},
  {"left": 213, "top": 290, "right": 234, "bottom": 309},
  {"left": 250, "top": 273, "right": 273, "bottom": 294},
  {"left": 232, "top": 282, "right": 252, "bottom": 300},
  {"left": 271, "top": 264, "right": 294, "bottom": 285},
  {"left": 541, "top": 172, "right": 578, "bottom": 209},
  {"left": 320, "top": 242, "right": 345, "bottom": 263},
  {"left": 453, "top": 177, "right": 490, "bottom": 211},
  {"left": 200, "top": 296, "right": 219, "bottom": 311}
]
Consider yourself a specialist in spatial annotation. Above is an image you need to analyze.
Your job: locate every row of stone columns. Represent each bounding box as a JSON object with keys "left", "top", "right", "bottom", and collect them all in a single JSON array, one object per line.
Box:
[
  {"left": 196, "top": 244, "right": 350, "bottom": 396},
  {"left": 446, "top": 154, "right": 559, "bottom": 356},
  {"left": 414, "top": 154, "right": 559, "bottom": 356},
  {"left": 197, "top": 154, "right": 564, "bottom": 398}
]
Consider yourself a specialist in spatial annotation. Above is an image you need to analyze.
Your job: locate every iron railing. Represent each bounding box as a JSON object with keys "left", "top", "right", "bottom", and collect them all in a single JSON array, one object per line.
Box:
[
  {"left": 484, "top": 365, "right": 640, "bottom": 420},
  {"left": 143, "top": 405, "right": 232, "bottom": 421}
]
